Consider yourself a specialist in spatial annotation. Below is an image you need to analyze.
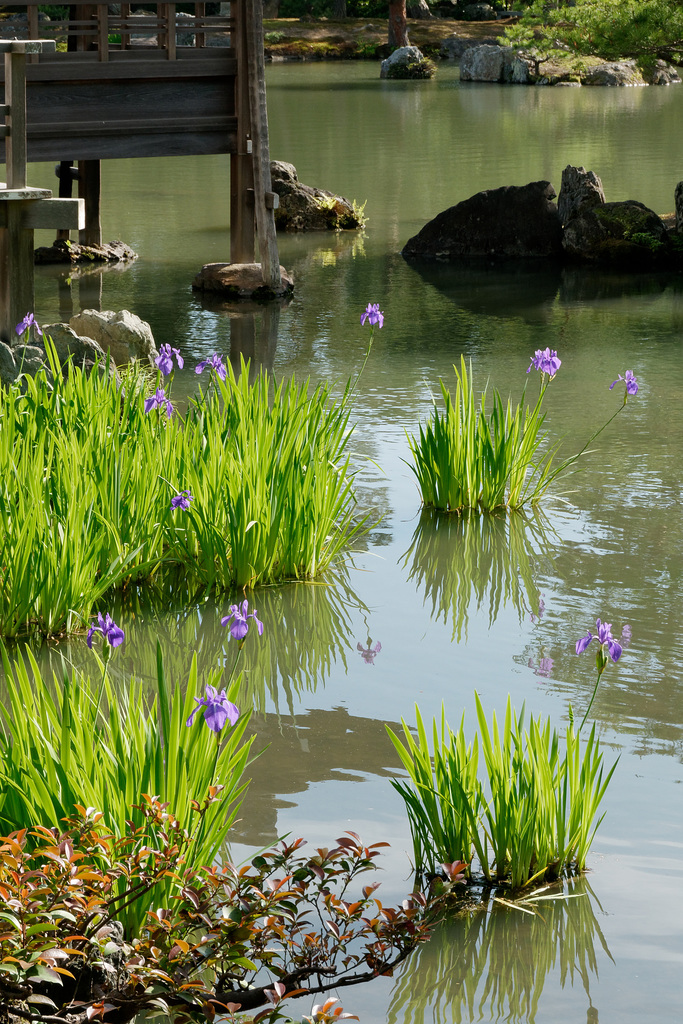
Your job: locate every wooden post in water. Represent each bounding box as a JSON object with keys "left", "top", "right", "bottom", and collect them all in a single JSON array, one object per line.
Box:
[
  {"left": 230, "top": 0, "right": 255, "bottom": 263},
  {"left": 0, "top": 41, "right": 84, "bottom": 345},
  {"left": 244, "top": 0, "right": 281, "bottom": 289}
]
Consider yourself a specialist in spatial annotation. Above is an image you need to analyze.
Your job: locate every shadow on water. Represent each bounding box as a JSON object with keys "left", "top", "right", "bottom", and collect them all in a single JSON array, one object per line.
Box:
[
  {"left": 401, "top": 510, "right": 556, "bottom": 642},
  {"left": 405, "top": 257, "right": 683, "bottom": 321},
  {"left": 387, "top": 878, "right": 612, "bottom": 1024}
]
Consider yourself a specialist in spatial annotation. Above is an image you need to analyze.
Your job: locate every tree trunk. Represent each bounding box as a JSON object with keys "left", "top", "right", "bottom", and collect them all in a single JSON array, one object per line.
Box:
[
  {"left": 332, "top": 0, "right": 347, "bottom": 16},
  {"left": 388, "top": 0, "right": 409, "bottom": 48}
]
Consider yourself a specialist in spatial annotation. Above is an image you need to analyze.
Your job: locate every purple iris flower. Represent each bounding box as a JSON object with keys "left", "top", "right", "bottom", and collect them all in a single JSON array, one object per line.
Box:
[
  {"left": 357, "top": 640, "right": 382, "bottom": 665},
  {"left": 155, "top": 344, "right": 184, "bottom": 375},
  {"left": 15, "top": 313, "right": 43, "bottom": 338},
  {"left": 360, "top": 303, "right": 384, "bottom": 329},
  {"left": 221, "top": 600, "right": 263, "bottom": 641},
  {"left": 527, "top": 348, "right": 561, "bottom": 378},
  {"left": 186, "top": 684, "right": 239, "bottom": 734},
  {"left": 170, "top": 490, "right": 193, "bottom": 511},
  {"left": 144, "top": 387, "right": 174, "bottom": 416},
  {"left": 195, "top": 353, "right": 227, "bottom": 381},
  {"left": 87, "top": 612, "right": 125, "bottom": 649},
  {"left": 576, "top": 618, "right": 622, "bottom": 663},
  {"left": 609, "top": 370, "right": 638, "bottom": 396}
]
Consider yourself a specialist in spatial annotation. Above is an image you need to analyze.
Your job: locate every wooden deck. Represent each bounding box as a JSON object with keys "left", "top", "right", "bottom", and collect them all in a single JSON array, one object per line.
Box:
[
  {"left": 1, "top": 1, "right": 282, "bottom": 344},
  {"left": 0, "top": 1, "right": 238, "bottom": 161}
]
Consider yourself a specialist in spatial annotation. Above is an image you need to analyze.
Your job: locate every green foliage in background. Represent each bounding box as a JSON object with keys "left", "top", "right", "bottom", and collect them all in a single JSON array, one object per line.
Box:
[
  {"left": 0, "top": 350, "right": 367, "bottom": 638},
  {"left": 504, "top": 0, "right": 683, "bottom": 65},
  {"left": 387, "top": 695, "right": 617, "bottom": 888},
  {"left": 0, "top": 645, "right": 255, "bottom": 934}
]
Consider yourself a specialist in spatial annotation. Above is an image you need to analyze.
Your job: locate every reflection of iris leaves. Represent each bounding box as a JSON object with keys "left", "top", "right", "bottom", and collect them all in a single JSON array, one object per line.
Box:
[
  {"left": 401, "top": 509, "right": 556, "bottom": 641},
  {"left": 13, "top": 568, "right": 367, "bottom": 717},
  {"left": 387, "top": 878, "right": 612, "bottom": 1024}
]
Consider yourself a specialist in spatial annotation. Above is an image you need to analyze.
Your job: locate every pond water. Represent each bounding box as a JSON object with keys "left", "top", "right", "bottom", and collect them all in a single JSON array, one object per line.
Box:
[{"left": 22, "top": 62, "right": 683, "bottom": 1023}]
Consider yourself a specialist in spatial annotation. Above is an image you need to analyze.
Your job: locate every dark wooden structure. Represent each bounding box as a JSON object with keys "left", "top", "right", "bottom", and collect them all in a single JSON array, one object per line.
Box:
[{"left": 1, "top": 0, "right": 280, "bottom": 343}]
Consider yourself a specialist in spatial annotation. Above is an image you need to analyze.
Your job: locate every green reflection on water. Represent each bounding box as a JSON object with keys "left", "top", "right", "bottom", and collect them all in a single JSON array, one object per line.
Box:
[
  {"left": 388, "top": 879, "right": 612, "bottom": 1024},
  {"left": 402, "top": 510, "right": 555, "bottom": 641},
  {"left": 0, "top": 567, "right": 367, "bottom": 717}
]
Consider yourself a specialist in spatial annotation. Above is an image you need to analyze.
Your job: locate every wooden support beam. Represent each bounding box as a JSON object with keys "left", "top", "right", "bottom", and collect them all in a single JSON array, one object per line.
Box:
[
  {"left": 244, "top": 0, "right": 281, "bottom": 289},
  {"left": 230, "top": 0, "right": 254, "bottom": 264},
  {"left": 5, "top": 49, "right": 27, "bottom": 188},
  {"left": 78, "top": 159, "right": 101, "bottom": 244}
]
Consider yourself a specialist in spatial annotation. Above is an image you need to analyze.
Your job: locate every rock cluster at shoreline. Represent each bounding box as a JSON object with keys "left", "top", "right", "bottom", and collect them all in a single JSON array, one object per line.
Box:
[
  {"left": 403, "top": 166, "right": 683, "bottom": 267},
  {"left": 456, "top": 42, "right": 681, "bottom": 86}
]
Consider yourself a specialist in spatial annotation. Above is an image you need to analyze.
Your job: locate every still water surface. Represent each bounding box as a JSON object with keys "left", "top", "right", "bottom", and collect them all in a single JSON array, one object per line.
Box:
[{"left": 24, "top": 62, "right": 683, "bottom": 1023}]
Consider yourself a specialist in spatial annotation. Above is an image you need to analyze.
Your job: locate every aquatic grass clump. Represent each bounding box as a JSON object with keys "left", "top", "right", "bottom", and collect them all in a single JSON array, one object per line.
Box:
[
  {"left": 387, "top": 695, "right": 617, "bottom": 889},
  {"left": 408, "top": 356, "right": 557, "bottom": 513},
  {"left": 408, "top": 352, "right": 638, "bottom": 513},
  {"left": 0, "top": 345, "right": 367, "bottom": 638},
  {"left": 0, "top": 643, "right": 255, "bottom": 934}
]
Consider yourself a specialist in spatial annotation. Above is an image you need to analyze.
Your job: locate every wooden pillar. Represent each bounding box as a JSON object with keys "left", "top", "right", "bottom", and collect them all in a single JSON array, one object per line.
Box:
[
  {"left": 56, "top": 160, "right": 77, "bottom": 241},
  {"left": 230, "top": 0, "right": 254, "bottom": 264},
  {"left": 78, "top": 160, "right": 102, "bottom": 245},
  {"left": 1, "top": 48, "right": 33, "bottom": 342},
  {"left": 244, "top": 0, "right": 281, "bottom": 288}
]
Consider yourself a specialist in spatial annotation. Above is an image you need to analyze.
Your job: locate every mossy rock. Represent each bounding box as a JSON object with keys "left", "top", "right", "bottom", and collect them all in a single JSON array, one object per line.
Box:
[{"left": 562, "top": 200, "right": 673, "bottom": 265}]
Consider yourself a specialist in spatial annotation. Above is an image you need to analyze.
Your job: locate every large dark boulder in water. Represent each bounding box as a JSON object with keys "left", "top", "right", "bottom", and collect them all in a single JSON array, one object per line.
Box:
[
  {"left": 562, "top": 200, "right": 671, "bottom": 264},
  {"left": 402, "top": 181, "right": 563, "bottom": 260}
]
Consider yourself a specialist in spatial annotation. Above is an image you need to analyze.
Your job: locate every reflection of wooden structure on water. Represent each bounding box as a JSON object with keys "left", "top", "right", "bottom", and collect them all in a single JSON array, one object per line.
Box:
[{"left": 0, "top": 0, "right": 280, "bottom": 343}]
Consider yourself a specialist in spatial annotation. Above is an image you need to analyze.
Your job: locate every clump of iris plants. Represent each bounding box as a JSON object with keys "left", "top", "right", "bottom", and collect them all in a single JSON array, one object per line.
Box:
[{"left": 408, "top": 350, "right": 639, "bottom": 513}]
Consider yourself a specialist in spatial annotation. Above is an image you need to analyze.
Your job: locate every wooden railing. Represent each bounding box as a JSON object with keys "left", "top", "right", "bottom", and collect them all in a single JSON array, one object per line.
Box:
[{"left": 0, "top": 2, "right": 233, "bottom": 60}]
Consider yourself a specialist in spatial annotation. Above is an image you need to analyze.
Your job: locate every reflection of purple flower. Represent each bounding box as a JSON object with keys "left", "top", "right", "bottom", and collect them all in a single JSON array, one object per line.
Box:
[
  {"left": 221, "top": 600, "right": 263, "bottom": 641},
  {"left": 621, "top": 624, "right": 632, "bottom": 647},
  {"left": 609, "top": 370, "right": 638, "bottom": 397},
  {"left": 186, "top": 684, "right": 239, "bottom": 734},
  {"left": 87, "top": 612, "right": 124, "bottom": 649},
  {"left": 171, "top": 490, "right": 193, "bottom": 511},
  {"left": 144, "top": 387, "right": 173, "bottom": 416},
  {"left": 576, "top": 619, "right": 622, "bottom": 663},
  {"left": 195, "top": 353, "right": 227, "bottom": 381},
  {"left": 155, "top": 344, "right": 184, "bottom": 375},
  {"left": 527, "top": 348, "right": 561, "bottom": 378},
  {"left": 530, "top": 597, "right": 546, "bottom": 624},
  {"left": 528, "top": 656, "right": 554, "bottom": 678},
  {"left": 15, "top": 313, "right": 43, "bottom": 338},
  {"left": 360, "top": 303, "right": 384, "bottom": 329},
  {"left": 357, "top": 640, "right": 382, "bottom": 665}
]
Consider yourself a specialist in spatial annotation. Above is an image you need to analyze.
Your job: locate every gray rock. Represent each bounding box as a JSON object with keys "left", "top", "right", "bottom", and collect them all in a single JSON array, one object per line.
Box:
[
  {"left": 562, "top": 200, "right": 670, "bottom": 262},
  {"left": 41, "top": 323, "right": 118, "bottom": 377},
  {"left": 192, "top": 262, "right": 294, "bottom": 299},
  {"left": 557, "top": 166, "right": 605, "bottom": 226},
  {"left": 407, "top": 0, "right": 433, "bottom": 17},
  {"left": 460, "top": 44, "right": 504, "bottom": 82},
  {"left": 69, "top": 309, "right": 158, "bottom": 367},
  {"left": 502, "top": 49, "right": 533, "bottom": 84},
  {"left": 582, "top": 60, "right": 645, "bottom": 86},
  {"left": 675, "top": 181, "right": 683, "bottom": 233},
  {"left": 0, "top": 341, "right": 18, "bottom": 386},
  {"left": 643, "top": 59, "right": 681, "bottom": 85},
  {"left": 270, "top": 161, "right": 364, "bottom": 232},
  {"left": 402, "top": 180, "right": 563, "bottom": 260},
  {"left": 380, "top": 46, "right": 433, "bottom": 79},
  {"left": 0, "top": 341, "right": 48, "bottom": 387},
  {"left": 462, "top": 3, "right": 496, "bottom": 21}
]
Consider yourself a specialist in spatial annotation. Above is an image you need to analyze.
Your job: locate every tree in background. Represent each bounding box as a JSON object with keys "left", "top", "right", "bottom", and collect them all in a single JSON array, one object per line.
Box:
[
  {"left": 505, "top": 0, "right": 683, "bottom": 65},
  {"left": 388, "top": 0, "right": 410, "bottom": 47}
]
